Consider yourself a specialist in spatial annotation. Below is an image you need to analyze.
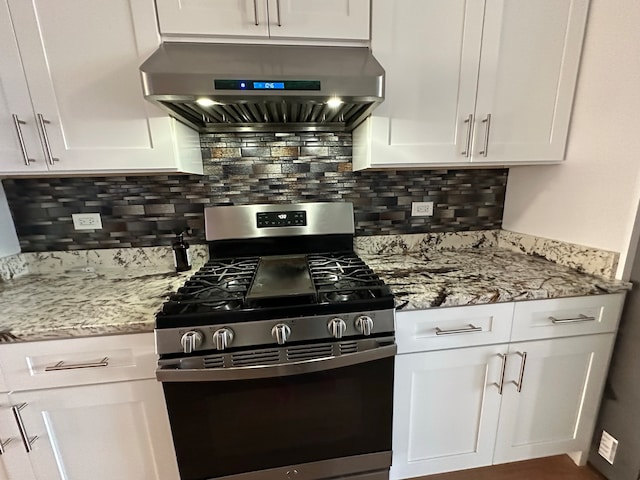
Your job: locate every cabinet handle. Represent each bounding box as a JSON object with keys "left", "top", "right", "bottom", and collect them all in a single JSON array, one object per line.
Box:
[
  {"left": 478, "top": 114, "right": 492, "bottom": 157},
  {"left": 460, "top": 114, "right": 473, "bottom": 157},
  {"left": 495, "top": 353, "right": 508, "bottom": 395},
  {"left": 11, "top": 404, "right": 38, "bottom": 453},
  {"left": 435, "top": 324, "right": 482, "bottom": 336},
  {"left": 11, "top": 114, "right": 36, "bottom": 166},
  {"left": 252, "top": 0, "right": 259, "bottom": 25},
  {"left": 549, "top": 314, "right": 596, "bottom": 324},
  {"left": 44, "top": 356, "right": 109, "bottom": 372},
  {"left": 36, "top": 114, "right": 59, "bottom": 165},
  {"left": 512, "top": 351, "right": 527, "bottom": 393},
  {"left": 276, "top": 0, "right": 282, "bottom": 26},
  {"left": 0, "top": 435, "right": 13, "bottom": 455}
]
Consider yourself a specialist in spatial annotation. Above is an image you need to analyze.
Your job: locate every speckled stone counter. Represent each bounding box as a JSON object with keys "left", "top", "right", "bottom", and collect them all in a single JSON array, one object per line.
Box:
[
  {"left": 361, "top": 248, "right": 629, "bottom": 311},
  {"left": 0, "top": 268, "right": 193, "bottom": 342},
  {"left": 0, "top": 238, "right": 630, "bottom": 342}
]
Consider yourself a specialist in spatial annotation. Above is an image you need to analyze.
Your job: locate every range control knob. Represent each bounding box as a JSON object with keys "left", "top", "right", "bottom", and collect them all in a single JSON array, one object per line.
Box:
[
  {"left": 328, "top": 318, "right": 347, "bottom": 339},
  {"left": 272, "top": 323, "right": 292, "bottom": 345},
  {"left": 180, "top": 330, "right": 203, "bottom": 354},
  {"left": 355, "top": 316, "right": 374, "bottom": 336},
  {"left": 212, "top": 328, "right": 234, "bottom": 351}
]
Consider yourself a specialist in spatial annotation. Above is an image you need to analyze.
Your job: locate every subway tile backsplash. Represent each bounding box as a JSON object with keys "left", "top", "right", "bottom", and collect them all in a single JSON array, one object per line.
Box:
[{"left": 3, "top": 132, "right": 507, "bottom": 252}]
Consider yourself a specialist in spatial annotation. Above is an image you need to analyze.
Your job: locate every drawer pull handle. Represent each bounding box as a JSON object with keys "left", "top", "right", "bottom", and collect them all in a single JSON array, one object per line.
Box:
[
  {"left": 494, "top": 353, "right": 508, "bottom": 395},
  {"left": 276, "top": 0, "right": 282, "bottom": 26},
  {"left": 0, "top": 435, "right": 13, "bottom": 455},
  {"left": 36, "top": 113, "right": 59, "bottom": 165},
  {"left": 478, "top": 114, "right": 492, "bottom": 157},
  {"left": 11, "top": 404, "right": 38, "bottom": 453},
  {"left": 44, "top": 357, "right": 109, "bottom": 372},
  {"left": 12, "top": 114, "right": 35, "bottom": 165},
  {"left": 549, "top": 314, "right": 596, "bottom": 324},
  {"left": 512, "top": 351, "right": 527, "bottom": 393},
  {"left": 435, "top": 324, "right": 482, "bottom": 335},
  {"left": 461, "top": 114, "right": 473, "bottom": 157},
  {"left": 252, "top": 0, "right": 259, "bottom": 25}
]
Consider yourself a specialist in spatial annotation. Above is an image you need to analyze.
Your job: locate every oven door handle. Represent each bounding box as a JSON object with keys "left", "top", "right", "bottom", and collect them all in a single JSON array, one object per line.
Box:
[{"left": 156, "top": 344, "right": 397, "bottom": 382}]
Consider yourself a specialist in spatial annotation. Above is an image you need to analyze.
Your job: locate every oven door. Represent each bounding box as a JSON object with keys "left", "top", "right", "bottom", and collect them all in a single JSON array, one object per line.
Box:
[{"left": 159, "top": 344, "right": 395, "bottom": 480}]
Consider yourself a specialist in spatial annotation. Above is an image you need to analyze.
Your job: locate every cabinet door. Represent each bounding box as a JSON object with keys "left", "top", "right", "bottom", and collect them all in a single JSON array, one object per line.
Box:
[
  {"left": 472, "top": 0, "right": 589, "bottom": 163},
  {"left": 7, "top": 0, "right": 200, "bottom": 174},
  {"left": 155, "top": 0, "right": 269, "bottom": 37},
  {"left": 267, "top": 0, "right": 369, "bottom": 40},
  {"left": 353, "top": 0, "right": 485, "bottom": 169},
  {"left": 10, "top": 380, "right": 179, "bottom": 480},
  {"left": 391, "top": 346, "right": 505, "bottom": 479},
  {"left": 0, "top": 0, "right": 46, "bottom": 174},
  {"left": 493, "top": 333, "right": 614, "bottom": 464}
]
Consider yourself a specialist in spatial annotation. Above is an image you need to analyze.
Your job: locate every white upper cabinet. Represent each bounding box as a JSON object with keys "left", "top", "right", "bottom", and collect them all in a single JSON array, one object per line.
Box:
[
  {"left": 155, "top": 0, "right": 270, "bottom": 38},
  {"left": 0, "top": 0, "right": 203, "bottom": 176},
  {"left": 155, "top": 0, "right": 370, "bottom": 41},
  {"left": 266, "top": 0, "right": 370, "bottom": 40},
  {"left": 353, "top": 0, "right": 589, "bottom": 170},
  {"left": 0, "top": 1, "right": 47, "bottom": 175}
]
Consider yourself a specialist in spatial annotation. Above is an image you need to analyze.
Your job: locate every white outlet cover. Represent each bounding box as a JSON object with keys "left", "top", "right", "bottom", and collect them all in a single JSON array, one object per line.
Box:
[
  {"left": 72, "top": 213, "right": 103, "bottom": 230},
  {"left": 411, "top": 201, "right": 434, "bottom": 216},
  {"left": 598, "top": 430, "right": 618, "bottom": 464}
]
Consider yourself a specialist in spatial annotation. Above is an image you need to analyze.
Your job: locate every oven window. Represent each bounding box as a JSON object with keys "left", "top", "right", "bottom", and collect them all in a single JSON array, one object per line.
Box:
[{"left": 162, "top": 357, "right": 393, "bottom": 480}]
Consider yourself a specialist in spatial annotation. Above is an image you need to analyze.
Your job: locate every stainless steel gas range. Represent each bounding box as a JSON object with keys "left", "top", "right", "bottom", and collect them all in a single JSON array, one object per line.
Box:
[{"left": 154, "top": 202, "right": 396, "bottom": 480}]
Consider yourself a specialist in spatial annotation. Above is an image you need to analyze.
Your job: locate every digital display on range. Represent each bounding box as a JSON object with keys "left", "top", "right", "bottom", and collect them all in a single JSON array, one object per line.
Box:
[
  {"left": 253, "top": 82, "right": 285, "bottom": 90},
  {"left": 214, "top": 80, "right": 321, "bottom": 91},
  {"left": 257, "top": 211, "right": 307, "bottom": 228}
]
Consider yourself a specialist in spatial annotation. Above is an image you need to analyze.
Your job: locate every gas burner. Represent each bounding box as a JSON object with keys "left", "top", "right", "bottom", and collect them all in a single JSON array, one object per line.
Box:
[
  {"left": 323, "top": 290, "right": 370, "bottom": 303},
  {"left": 200, "top": 299, "right": 243, "bottom": 311}
]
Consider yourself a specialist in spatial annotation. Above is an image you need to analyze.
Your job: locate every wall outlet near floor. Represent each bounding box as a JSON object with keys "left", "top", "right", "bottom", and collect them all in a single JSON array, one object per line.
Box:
[
  {"left": 72, "top": 213, "right": 103, "bottom": 230},
  {"left": 598, "top": 430, "right": 618, "bottom": 464},
  {"left": 411, "top": 201, "right": 434, "bottom": 217}
]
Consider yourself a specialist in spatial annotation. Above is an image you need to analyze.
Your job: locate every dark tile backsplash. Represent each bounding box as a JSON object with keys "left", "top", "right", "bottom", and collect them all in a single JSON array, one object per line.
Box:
[{"left": 3, "top": 132, "right": 507, "bottom": 252}]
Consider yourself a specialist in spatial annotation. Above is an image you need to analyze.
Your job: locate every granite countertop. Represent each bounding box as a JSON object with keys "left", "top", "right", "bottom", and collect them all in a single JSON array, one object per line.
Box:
[
  {"left": 0, "top": 247, "right": 630, "bottom": 343},
  {"left": 361, "top": 248, "right": 629, "bottom": 311},
  {"left": 0, "top": 267, "right": 193, "bottom": 342}
]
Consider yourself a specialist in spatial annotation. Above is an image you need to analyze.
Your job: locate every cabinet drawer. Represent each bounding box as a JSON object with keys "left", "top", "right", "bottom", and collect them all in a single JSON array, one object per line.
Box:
[
  {"left": 510, "top": 294, "right": 625, "bottom": 342},
  {"left": 396, "top": 303, "right": 514, "bottom": 354},
  {"left": 0, "top": 333, "right": 157, "bottom": 391}
]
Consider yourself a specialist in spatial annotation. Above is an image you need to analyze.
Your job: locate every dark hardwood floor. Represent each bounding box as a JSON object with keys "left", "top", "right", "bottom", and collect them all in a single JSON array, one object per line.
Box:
[{"left": 416, "top": 455, "right": 606, "bottom": 480}]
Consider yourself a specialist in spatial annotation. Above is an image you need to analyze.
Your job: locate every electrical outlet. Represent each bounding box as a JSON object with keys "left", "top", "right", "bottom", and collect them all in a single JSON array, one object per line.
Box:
[
  {"left": 598, "top": 430, "right": 618, "bottom": 464},
  {"left": 411, "top": 201, "right": 434, "bottom": 217},
  {"left": 72, "top": 213, "right": 103, "bottom": 230}
]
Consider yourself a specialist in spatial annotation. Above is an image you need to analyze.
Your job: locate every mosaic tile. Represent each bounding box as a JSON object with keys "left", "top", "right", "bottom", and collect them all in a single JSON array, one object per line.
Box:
[{"left": 3, "top": 132, "right": 507, "bottom": 252}]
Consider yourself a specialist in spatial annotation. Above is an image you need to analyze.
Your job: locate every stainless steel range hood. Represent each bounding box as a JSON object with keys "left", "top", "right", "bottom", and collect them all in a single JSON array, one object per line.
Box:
[{"left": 140, "top": 43, "right": 384, "bottom": 133}]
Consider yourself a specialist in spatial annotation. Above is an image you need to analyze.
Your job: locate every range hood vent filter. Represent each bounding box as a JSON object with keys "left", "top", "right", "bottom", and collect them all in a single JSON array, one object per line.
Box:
[{"left": 160, "top": 99, "right": 373, "bottom": 133}]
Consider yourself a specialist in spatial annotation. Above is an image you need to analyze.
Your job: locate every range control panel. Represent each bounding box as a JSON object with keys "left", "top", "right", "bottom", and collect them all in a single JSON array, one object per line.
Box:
[{"left": 257, "top": 210, "right": 307, "bottom": 228}]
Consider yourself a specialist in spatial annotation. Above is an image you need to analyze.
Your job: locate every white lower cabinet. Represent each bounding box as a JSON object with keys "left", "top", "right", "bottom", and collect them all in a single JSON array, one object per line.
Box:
[
  {"left": 392, "top": 345, "right": 504, "bottom": 479},
  {"left": 392, "top": 294, "right": 624, "bottom": 479},
  {"left": 493, "top": 334, "right": 614, "bottom": 465},
  {"left": 10, "top": 380, "right": 177, "bottom": 480},
  {"left": 0, "top": 333, "right": 179, "bottom": 480}
]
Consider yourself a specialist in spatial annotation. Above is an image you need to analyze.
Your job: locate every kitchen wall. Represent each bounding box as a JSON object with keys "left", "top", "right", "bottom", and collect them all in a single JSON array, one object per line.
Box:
[
  {"left": 503, "top": 0, "right": 640, "bottom": 279},
  {"left": 3, "top": 132, "right": 507, "bottom": 252},
  {"left": 0, "top": 183, "right": 19, "bottom": 257}
]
